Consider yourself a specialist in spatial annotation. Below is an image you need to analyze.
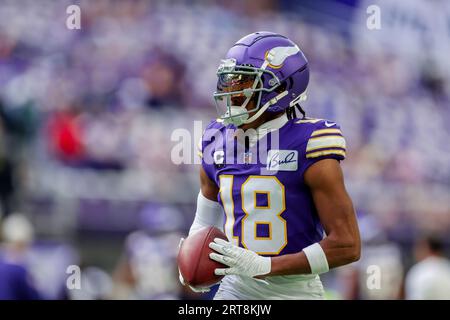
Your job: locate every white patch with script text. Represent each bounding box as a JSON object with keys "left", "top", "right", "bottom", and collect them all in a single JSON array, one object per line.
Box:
[{"left": 266, "top": 150, "right": 298, "bottom": 171}]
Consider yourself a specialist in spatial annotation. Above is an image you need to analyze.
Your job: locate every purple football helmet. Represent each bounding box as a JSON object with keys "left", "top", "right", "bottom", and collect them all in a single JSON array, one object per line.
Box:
[{"left": 213, "top": 31, "right": 309, "bottom": 126}]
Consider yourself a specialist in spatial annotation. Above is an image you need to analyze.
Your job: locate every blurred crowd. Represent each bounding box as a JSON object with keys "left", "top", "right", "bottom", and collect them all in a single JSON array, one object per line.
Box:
[{"left": 0, "top": 0, "right": 449, "bottom": 299}]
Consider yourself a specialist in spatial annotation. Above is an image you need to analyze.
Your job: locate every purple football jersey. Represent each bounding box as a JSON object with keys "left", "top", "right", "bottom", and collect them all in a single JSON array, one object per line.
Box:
[{"left": 200, "top": 116, "right": 346, "bottom": 256}]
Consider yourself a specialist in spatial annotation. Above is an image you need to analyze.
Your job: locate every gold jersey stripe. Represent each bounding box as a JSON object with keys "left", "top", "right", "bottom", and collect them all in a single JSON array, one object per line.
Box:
[
  {"left": 307, "top": 144, "right": 346, "bottom": 152},
  {"left": 306, "top": 135, "right": 346, "bottom": 152},
  {"left": 306, "top": 149, "right": 346, "bottom": 159},
  {"left": 311, "top": 128, "right": 342, "bottom": 136},
  {"left": 197, "top": 151, "right": 203, "bottom": 158},
  {"left": 296, "top": 118, "right": 322, "bottom": 124}
]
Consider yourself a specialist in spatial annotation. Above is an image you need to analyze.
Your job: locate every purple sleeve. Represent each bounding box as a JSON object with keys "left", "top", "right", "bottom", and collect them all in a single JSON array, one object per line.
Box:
[{"left": 199, "top": 120, "right": 224, "bottom": 186}]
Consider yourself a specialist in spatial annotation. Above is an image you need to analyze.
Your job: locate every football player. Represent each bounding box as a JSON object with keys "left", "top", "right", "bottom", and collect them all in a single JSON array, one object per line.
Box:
[{"left": 180, "top": 31, "right": 361, "bottom": 299}]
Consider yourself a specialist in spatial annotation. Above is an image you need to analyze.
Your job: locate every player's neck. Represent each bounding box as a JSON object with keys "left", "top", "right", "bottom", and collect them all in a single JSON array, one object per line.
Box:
[{"left": 239, "top": 111, "right": 285, "bottom": 131}]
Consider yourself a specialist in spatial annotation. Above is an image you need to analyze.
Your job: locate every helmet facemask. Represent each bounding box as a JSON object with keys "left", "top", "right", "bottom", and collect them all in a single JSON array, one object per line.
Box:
[{"left": 213, "top": 58, "right": 281, "bottom": 127}]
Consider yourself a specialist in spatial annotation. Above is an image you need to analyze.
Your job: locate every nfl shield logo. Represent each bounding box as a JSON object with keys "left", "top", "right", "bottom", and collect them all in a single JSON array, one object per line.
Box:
[{"left": 243, "top": 151, "right": 252, "bottom": 164}]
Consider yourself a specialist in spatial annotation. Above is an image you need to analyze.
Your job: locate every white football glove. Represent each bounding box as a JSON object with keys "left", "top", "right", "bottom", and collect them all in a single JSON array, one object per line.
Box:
[
  {"left": 177, "top": 238, "right": 212, "bottom": 293},
  {"left": 209, "top": 238, "right": 271, "bottom": 279}
]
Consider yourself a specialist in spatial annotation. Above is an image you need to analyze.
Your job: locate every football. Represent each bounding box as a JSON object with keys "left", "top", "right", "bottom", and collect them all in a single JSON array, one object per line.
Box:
[{"left": 177, "top": 226, "right": 228, "bottom": 287}]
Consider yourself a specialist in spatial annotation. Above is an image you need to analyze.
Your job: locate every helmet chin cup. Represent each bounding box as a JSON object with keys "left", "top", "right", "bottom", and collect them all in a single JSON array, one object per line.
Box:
[{"left": 223, "top": 106, "right": 249, "bottom": 126}]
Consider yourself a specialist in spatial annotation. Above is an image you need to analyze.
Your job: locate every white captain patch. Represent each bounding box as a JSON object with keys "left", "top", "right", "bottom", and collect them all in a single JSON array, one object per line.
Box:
[
  {"left": 213, "top": 150, "right": 224, "bottom": 164},
  {"left": 266, "top": 150, "right": 298, "bottom": 171}
]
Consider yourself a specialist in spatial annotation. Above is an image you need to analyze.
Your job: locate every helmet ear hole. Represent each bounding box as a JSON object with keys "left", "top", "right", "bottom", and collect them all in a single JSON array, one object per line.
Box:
[
  {"left": 287, "top": 77, "right": 293, "bottom": 90},
  {"left": 275, "top": 81, "right": 287, "bottom": 94}
]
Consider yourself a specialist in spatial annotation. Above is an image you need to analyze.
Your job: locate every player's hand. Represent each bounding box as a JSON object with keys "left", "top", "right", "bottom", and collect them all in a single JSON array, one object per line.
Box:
[
  {"left": 209, "top": 238, "right": 271, "bottom": 279},
  {"left": 177, "top": 238, "right": 211, "bottom": 293}
]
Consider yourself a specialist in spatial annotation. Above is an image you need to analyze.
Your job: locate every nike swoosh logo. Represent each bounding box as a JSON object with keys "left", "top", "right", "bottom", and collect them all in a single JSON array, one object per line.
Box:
[{"left": 325, "top": 121, "right": 336, "bottom": 127}]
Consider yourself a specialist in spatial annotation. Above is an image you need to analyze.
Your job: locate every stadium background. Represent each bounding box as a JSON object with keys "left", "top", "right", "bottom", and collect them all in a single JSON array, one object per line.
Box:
[{"left": 0, "top": 0, "right": 449, "bottom": 299}]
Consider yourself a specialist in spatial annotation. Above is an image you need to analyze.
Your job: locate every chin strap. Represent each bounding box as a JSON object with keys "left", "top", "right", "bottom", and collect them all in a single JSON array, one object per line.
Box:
[
  {"left": 287, "top": 91, "right": 308, "bottom": 119},
  {"left": 243, "top": 90, "right": 288, "bottom": 124},
  {"left": 243, "top": 85, "right": 307, "bottom": 125},
  {"left": 289, "top": 90, "right": 307, "bottom": 107}
]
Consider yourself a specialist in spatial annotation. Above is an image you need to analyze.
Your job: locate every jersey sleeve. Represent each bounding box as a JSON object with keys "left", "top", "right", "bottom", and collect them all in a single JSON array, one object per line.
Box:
[
  {"left": 198, "top": 120, "right": 222, "bottom": 185},
  {"left": 300, "top": 120, "right": 347, "bottom": 175}
]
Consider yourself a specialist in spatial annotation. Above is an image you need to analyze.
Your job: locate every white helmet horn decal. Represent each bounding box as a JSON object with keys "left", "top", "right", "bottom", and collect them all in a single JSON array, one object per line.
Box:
[{"left": 265, "top": 45, "right": 300, "bottom": 67}]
